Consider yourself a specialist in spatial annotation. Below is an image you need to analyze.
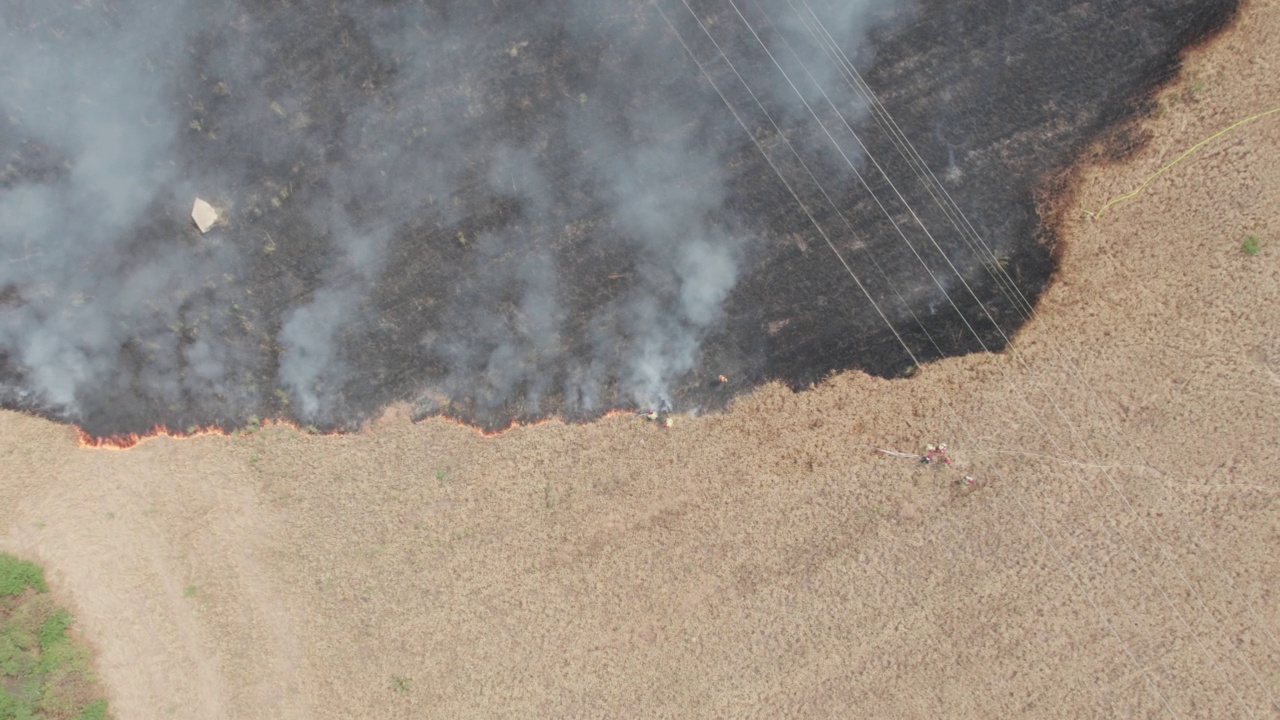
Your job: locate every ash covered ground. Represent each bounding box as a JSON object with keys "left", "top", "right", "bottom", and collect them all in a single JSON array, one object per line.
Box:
[{"left": 0, "top": 0, "right": 1237, "bottom": 436}]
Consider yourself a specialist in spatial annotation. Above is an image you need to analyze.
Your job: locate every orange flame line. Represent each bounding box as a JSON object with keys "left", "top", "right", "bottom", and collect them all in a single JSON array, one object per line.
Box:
[
  {"left": 431, "top": 408, "right": 638, "bottom": 438},
  {"left": 75, "top": 409, "right": 641, "bottom": 450},
  {"left": 74, "top": 418, "right": 330, "bottom": 450}
]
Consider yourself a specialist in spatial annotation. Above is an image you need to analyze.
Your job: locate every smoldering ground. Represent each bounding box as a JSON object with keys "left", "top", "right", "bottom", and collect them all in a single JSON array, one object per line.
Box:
[{"left": 0, "top": 0, "right": 1238, "bottom": 436}]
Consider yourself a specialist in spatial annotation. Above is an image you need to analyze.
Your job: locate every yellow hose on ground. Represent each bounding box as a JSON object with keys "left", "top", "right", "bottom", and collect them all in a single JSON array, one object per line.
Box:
[{"left": 1084, "top": 103, "right": 1280, "bottom": 221}]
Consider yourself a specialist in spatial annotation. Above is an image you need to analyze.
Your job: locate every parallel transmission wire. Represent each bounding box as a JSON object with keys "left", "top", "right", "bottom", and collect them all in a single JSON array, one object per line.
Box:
[
  {"left": 788, "top": 0, "right": 1280, "bottom": 679},
  {"left": 654, "top": 1, "right": 1180, "bottom": 715},
  {"left": 763, "top": 10, "right": 1277, "bottom": 713},
  {"left": 635, "top": 4, "right": 1078, "bottom": 695},
  {"left": 719, "top": 1, "right": 1270, "bottom": 712}
]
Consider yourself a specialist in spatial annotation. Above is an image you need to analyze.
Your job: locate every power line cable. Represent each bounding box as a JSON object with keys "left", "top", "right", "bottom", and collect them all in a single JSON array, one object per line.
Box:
[
  {"left": 789, "top": 0, "right": 1280, "bottom": 679},
  {"left": 656, "top": 2, "right": 1180, "bottom": 714},
  {"left": 718, "top": 3, "right": 1264, "bottom": 712}
]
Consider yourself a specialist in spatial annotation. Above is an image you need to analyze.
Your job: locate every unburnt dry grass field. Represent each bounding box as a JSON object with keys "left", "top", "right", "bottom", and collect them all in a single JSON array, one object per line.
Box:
[{"left": 1, "top": 1, "right": 1279, "bottom": 718}]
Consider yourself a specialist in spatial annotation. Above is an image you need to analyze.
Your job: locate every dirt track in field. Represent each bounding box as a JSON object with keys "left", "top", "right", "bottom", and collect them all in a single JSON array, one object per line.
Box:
[{"left": 1, "top": 2, "right": 1278, "bottom": 717}]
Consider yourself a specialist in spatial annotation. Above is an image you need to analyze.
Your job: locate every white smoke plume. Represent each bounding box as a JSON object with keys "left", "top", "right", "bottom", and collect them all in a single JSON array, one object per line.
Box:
[
  {"left": 0, "top": 0, "right": 899, "bottom": 431},
  {"left": 0, "top": 2, "right": 254, "bottom": 421}
]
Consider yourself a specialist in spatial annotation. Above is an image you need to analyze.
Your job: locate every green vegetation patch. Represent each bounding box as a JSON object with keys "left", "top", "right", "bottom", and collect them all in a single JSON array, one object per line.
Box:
[
  {"left": 0, "top": 552, "right": 110, "bottom": 719},
  {"left": 0, "top": 554, "right": 47, "bottom": 597},
  {"left": 1242, "top": 234, "right": 1262, "bottom": 256}
]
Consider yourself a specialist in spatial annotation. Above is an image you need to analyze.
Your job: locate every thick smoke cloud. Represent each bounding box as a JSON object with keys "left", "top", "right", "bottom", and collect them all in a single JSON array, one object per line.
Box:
[
  {"left": 586, "top": 115, "right": 741, "bottom": 410},
  {"left": 0, "top": 0, "right": 901, "bottom": 433},
  {"left": 0, "top": 3, "right": 253, "bottom": 420}
]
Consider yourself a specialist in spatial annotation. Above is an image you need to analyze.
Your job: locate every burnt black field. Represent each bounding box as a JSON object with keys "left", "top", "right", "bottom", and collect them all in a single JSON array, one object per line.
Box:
[{"left": 0, "top": 0, "right": 1238, "bottom": 436}]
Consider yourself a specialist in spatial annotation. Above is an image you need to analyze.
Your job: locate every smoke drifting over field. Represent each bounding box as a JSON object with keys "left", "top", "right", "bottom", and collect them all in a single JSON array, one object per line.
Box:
[
  {"left": 0, "top": 0, "right": 1238, "bottom": 435},
  {"left": 0, "top": 2, "right": 249, "bottom": 417}
]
